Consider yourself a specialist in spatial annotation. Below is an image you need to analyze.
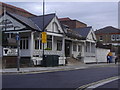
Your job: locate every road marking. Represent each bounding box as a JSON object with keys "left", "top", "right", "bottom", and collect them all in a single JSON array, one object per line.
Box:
[{"left": 76, "top": 76, "right": 120, "bottom": 90}]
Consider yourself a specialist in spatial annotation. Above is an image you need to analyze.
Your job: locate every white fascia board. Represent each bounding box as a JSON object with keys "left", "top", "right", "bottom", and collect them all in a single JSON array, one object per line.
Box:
[
  {"left": 46, "top": 32, "right": 63, "bottom": 37},
  {"left": 4, "top": 30, "right": 32, "bottom": 33}
]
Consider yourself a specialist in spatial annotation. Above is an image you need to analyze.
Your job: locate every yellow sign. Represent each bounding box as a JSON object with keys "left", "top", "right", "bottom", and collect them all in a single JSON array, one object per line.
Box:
[{"left": 42, "top": 32, "right": 47, "bottom": 43}]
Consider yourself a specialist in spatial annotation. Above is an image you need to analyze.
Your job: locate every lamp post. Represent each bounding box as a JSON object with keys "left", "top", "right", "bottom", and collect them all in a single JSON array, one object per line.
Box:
[
  {"left": 16, "top": 32, "right": 20, "bottom": 71},
  {"left": 42, "top": 0, "right": 45, "bottom": 61},
  {"left": 14, "top": 26, "right": 20, "bottom": 71}
]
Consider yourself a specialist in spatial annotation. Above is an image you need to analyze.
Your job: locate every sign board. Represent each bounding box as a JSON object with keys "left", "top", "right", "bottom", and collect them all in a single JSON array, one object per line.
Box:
[
  {"left": 42, "top": 32, "right": 47, "bottom": 43},
  {"left": 16, "top": 34, "right": 20, "bottom": 41},
  {"left": 3, "top": 48, "right": 18, "bottom": 56}
]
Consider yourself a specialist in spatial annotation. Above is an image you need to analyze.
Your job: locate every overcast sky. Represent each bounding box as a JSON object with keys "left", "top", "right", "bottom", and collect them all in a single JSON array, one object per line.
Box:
[{"left": 6, "top": 2, "right": 118, "bottom": 30}]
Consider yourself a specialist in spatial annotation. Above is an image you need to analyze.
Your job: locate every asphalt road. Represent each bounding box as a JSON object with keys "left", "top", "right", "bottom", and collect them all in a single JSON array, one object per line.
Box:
[
  {"left": 97, "top": 79, "right": 120, "bottom": 89},
  {"left": 2, "top": 65, "right": 119, "bottom": 89}
]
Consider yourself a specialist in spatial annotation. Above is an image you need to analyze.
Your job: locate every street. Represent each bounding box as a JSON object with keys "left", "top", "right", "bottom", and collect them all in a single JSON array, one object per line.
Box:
[{"left": 2, "top": 65, "right": 119, "bottom": 89}]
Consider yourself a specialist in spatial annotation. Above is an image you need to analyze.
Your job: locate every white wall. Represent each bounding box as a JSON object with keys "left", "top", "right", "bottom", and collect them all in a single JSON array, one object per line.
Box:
[
  {"left": 0, "top": 14, "right": 26, "bottom": 31},
  {"left": 71, "top": 42, "right": 84, "bottom": 58},
  {"left": 84, "top": 56, "right": 96, "bottom": 63},
  {"left": 96, "top": 48, "right": 110, "bottom": 63},
  {"left": 20, "top": 32, "right": 31, "bottom": 57},
  {"left": 46, "top": 16, "right": 64, "bottom": 33}
]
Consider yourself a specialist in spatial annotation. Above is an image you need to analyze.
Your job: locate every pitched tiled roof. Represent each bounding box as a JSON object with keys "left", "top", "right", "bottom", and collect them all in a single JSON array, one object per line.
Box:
[
  {"left": 66, "top": 29, "right": 82, "bottom": 40},
  {"left": 59, "top": 17, "right": 71, "bottom": 21},
  {"left": 7, "top": 12, "right": 41, "bottom": 31},
  {"left": 73, "top": 26, "right": 92, "bottom": 38},
  {"left": 0, "top": 2, "right": 35, "bottom": 17},
  {"left": 30, "top": 13, "right": 55, "bottom": 30},
  {"left": 95, "top": 26, "right": 120, "bottom": 34}
]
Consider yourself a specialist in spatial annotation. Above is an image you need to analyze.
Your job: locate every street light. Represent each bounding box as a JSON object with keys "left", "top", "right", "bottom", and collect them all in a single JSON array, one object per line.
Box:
[{"left": 14, "top": 26, "right": 20, "bottom": 71}]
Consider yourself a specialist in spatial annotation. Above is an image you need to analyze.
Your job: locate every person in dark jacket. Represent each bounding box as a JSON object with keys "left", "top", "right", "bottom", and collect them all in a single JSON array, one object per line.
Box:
[{"left": 115, "top": 56, "right": 118, "bottom": 64}]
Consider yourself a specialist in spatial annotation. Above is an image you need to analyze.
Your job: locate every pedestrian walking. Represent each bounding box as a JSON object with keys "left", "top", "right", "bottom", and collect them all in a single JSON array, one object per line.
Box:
[
  {"left": 107, "top": 52, "right": 113, "bottom": 63},
  {"left": 115, "top": 56, "right": 118, "bottom": 64}
]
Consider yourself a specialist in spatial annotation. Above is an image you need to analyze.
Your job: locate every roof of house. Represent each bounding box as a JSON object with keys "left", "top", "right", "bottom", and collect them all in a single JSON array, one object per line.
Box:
[
  {"left": 59, "top": 17, "right": 87, "bottom": 26},
  {"left": 95, "top": 26, "right": 120, "bottom": 34},
  {"left": 66, "top": 29, "right": 82, "bottom": 40},
  {"left": 73, "top": 26, "right": 92, "bottom": 38},
  {"left": 0, "top": 2, "right": 35, "bottom": 17},
  {"left": 59, "top": 17, "right": 71, "bottom": 21},
  {"left": 6, "top": 12, "right": 41, "bottom": 31},
  {"left": 30, "top": 13, "right": 55, "bottom": 31}
]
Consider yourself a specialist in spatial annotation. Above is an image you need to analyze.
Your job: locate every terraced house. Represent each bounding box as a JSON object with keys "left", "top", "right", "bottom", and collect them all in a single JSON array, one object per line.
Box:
[
  {"left": 95, "top": 26, "right": 120, "bottom": 55},
  {"left": 0, "top": 2, "right": 97, "bottom": 68}
]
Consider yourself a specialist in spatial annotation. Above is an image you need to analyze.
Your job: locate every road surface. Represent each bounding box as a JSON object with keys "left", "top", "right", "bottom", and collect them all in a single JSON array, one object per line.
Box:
[{"left": 2, "top": 65, "right": 119, "bottom": 89}]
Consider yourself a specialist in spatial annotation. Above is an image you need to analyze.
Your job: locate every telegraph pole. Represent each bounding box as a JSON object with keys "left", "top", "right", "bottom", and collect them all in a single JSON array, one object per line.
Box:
[
  {"left": 42, "top": 0, "right": 45, "bottom": 61},
  {"left": 16, "top": 30, "right": 20, "bottom": 71}
]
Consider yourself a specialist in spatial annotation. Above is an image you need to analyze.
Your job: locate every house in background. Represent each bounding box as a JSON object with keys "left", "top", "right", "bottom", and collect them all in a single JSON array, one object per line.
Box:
[
  {"left": 59, "top": 17, "right": 87, "bottom": 29},
  {"left": 95, "top": 26, "right": 120, "bottom": 55}
]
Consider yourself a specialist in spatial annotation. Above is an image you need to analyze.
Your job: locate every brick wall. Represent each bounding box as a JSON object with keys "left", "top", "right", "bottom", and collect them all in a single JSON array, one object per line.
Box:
[
  {"left": 60, "top": 19, "right": 87, "bottom": 29},
  {"left": 96, "top": 34, "right": 120, "bottom": 44},
  {"left": 76, "top": 20, "right": 87, "bottom": 28}
]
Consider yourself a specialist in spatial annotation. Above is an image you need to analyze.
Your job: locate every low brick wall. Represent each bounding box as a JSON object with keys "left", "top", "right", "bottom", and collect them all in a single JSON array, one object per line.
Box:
[{"left": 2, "top": 56, "right": 17, "bottom": 68}]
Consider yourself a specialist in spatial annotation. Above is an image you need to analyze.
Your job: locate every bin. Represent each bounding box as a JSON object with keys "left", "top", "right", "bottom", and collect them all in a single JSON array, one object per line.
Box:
[{"left": 41, "top": 55, "right": 59, "bottom": 67}]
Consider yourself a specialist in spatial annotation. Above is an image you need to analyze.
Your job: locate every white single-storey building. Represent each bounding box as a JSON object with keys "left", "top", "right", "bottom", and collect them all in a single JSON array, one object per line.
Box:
[
  {"left": 0, "top": 11, "right": 97, "bottom": 67},
  {"left": 63, "top": 26, "right": 97, "bottom": 63}
]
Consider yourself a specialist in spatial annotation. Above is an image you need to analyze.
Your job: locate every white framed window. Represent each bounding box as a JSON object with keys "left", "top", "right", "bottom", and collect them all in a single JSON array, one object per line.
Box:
[
  {"left": 47, "top": 35, "right": 52, "bottom": 50},
  {"left": 73, "top": 44, "right": 77, "bottom": 51},
  {"left": 20, "top": 37, "right": 29, "bottom": 49},
  {"left": 111, "top": 35, "right": 116, "bottom": 41},
  {"left": 99, "top": 36, "right": 103, "bottom": 41},
  {"left": 116, "top": 34, "right": 120, "bottom": 41},
  {"left": 35, "top": 39, "right": 42, "bottom": 50},
  {"left": 35, "top": 40, "right": 39, "bottom": 49},
  {"left": 78, "top": 45, "right": 82, "bottom": 52},
  {"left": 57, "top": 40, "right": 62, "bottom": 51}
]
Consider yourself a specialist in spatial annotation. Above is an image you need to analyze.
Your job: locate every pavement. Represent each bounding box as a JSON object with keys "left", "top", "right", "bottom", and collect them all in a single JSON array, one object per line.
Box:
[{"left": 0, "top": 63, "right": 118, "bottom": 74}]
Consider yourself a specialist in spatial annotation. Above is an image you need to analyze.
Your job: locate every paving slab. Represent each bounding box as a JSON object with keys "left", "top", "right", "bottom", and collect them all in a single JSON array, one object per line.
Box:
[{"left": 0, "top": 63, "right": 118, "bottom": 74}]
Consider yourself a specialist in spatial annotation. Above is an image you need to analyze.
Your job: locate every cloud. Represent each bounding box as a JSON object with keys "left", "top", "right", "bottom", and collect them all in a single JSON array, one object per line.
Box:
[
  {"left": 6, "top": 2, "right": 118, "bottom": 29},
  {"left": 45, "top": 2, "right": 118, "bottom": 29}
]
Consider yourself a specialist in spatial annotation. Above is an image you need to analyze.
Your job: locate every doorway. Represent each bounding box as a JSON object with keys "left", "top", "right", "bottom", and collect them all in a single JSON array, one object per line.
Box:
[{"left": 65, "top": 40, "right": 72, "bottom": 57}]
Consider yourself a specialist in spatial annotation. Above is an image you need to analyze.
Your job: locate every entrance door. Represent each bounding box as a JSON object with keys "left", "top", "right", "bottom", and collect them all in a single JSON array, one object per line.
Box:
[{"left": 65, "top": 40, "right": 71, "bottom": 57}]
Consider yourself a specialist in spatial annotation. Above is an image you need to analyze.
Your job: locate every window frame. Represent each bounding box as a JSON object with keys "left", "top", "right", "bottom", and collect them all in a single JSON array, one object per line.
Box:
[
  {"left": 20, "top": 37, "right": 29, "bottom": 50},
  {"left": 73, "top": 44, "right": 77, "bottom": 52},
  {"left": 99, "top": 36, "right": 103, "bottom": 41},
  {"left": 78, "top": 45, "right": 82, "bottom": 52},
  {"left": 57, "top": 40, "right": 62, "bottom": 51},
  {"left": 111, "top": 35, "right": 116, "bottom": 41}
]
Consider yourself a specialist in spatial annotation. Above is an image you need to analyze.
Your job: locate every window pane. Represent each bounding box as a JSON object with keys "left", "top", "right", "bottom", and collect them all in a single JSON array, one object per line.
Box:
[
  {"left": 20, "top": 40, "right": 22, "bottom": 49},
  {"left": 99, "top": 36, "right": 103, "bottom": 41},
  {"left": 35, "top": 40, "right": 39, "bottom": 49},
  {"left": 73, "top": 44, "right": 77, "bottom": 51},
  {"left": 111, "top": 35, "right": 115, "bottom": 41},
  {"left": 47, "top": 40, "right": 52, "bottom": 49},
  {"left": 23, "top": 40, "right": 25, "bottom": 49},
  {"left": 57, "top": 40, "right": 62, "bottom": 51},
  {"left": 40, "top": 40, "right": 42, "bottom": 49},
  {"left": 78, "top": 45, "right": 81, "bottom": 52},
  {"left": 26, "top": 40, "right": 29, "bottom": 49}
]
